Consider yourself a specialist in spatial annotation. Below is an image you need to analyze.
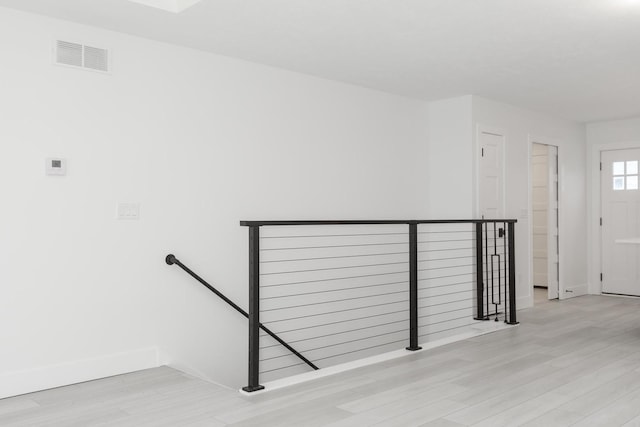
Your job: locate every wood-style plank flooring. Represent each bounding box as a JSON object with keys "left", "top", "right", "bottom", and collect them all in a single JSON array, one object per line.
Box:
[{"left": 3, "top": 289, "right": 640, "bottom": 426}]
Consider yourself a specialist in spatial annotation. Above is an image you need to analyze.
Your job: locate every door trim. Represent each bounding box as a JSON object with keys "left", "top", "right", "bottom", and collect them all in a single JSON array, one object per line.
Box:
[{"left": 589, "top": 141, "right": 640, "bottom": 295}]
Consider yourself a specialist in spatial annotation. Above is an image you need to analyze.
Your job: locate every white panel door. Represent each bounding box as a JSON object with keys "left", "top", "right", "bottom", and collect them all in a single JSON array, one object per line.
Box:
[
  {"left": 601, "top": 149, "right": 640, "bottom": 296},
  {"left": 479, "top": 131, "right": 505, "bottom": 219}
]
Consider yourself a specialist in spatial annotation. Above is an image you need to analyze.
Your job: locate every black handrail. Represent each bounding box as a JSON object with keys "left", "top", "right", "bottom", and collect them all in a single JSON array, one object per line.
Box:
[
  {"left": 240, "top": 219, "right": 517, "bottom": 227},
  {"left": 165, "top": 254, "right": 319, "bottom": 373}
]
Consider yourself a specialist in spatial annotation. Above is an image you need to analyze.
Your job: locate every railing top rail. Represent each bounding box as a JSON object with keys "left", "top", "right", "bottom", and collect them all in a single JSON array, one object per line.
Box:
[{"left": 240, "top": 219, "right": 518, "bottom": 227}]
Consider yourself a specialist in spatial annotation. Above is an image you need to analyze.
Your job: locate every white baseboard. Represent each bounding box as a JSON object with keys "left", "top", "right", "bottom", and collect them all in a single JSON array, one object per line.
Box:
[
  {"left": 0, "top": 347, "right": 160, "bottom": 399},
  {"left": 563, "top": 283, "right": 588, "bottom": 298}
]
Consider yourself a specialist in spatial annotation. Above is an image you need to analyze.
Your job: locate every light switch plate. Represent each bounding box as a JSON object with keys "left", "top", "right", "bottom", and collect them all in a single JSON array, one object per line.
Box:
[{"left": 117, "top": 203, "right": 140, "bottom": 220}]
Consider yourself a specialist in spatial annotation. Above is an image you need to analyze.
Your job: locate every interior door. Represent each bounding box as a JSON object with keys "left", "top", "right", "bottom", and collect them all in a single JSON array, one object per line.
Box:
[
  {"left": 601, "top": 149, "right": 640, "bottom": 296},
  {"left": 479, "top": 131, "right": 505, "bottom": 219},
  {"left": 478, "top": 129, "right": 506, "bottom": 318},
  {"left": 532, "top": 144, "right": 549, "bottom": 290},
  {"left": 531, "top": 143, "right": 560, "bottom": 300}
]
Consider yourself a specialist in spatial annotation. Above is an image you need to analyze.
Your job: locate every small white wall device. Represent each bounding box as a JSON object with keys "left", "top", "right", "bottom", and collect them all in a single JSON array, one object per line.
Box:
[
  {"left": 46, "top": 158, "right": 67, "bottom": 176},
  {"left": 117, "top": 203, "right": 141, "bottom": 220}
]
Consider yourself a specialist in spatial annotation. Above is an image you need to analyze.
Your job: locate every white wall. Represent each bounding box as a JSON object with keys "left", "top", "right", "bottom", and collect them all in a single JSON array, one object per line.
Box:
[
  {"left": 0, "top": 7, "right": 430, "bottom": 397},
  {"left": 426, "top": 96, "right": 474, "bottom": 218},
  {"left": 586, "top": 117, "right": 640, "bottom": 294},
  {"left": 472, "top": 96, "right": 587, "bottom": 306}
]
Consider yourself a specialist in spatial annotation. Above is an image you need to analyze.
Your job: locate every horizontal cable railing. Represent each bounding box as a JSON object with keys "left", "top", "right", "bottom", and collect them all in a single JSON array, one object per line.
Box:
[
  {"left": 417, "top": 223, "right": 476, "bottom": 342},
  {"left": 240, "top": 219, "right": 518, "bottom": 392},
  {"left": 257, "top": 224, "right": 410, "bottom": 380}
]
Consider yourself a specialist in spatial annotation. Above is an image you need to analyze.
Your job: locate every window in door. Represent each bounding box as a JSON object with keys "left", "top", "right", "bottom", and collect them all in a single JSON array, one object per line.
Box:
[{"left": 613, "top": 161, "right": 638, "bottom": 191}]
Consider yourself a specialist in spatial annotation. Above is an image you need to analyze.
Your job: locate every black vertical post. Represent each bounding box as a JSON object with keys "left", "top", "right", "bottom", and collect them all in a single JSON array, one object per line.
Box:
[
  {"left": 406, "top": 222, "right": 422, "bottom": 351},
  {"left": 474, "top": 222, "right": 487, "bottom": 320},
  {"left": 506, "top": 222, "right": 519, "bottom": 325},
  {"left": 485, "top": 223, "right": 489, "bottom": 317},
  {"left": 242, "top": 226, "right": 265, "bottom": 392}
]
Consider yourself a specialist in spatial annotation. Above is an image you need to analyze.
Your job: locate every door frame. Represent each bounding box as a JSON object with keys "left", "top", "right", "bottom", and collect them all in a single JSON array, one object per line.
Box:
[
  {"left": 589, "top": 141, "right": 640, "bottom": 295},
  {"left": 528, "top": 135, "right": 569, "bottom": 301}
]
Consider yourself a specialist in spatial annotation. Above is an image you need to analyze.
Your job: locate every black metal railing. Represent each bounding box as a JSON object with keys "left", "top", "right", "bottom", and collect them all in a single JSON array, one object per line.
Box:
[
  {"left": 238, "top": 219, "right": 518, "bottom": 392},
  {"left": 165, "top": 253, "right": 319, "bottom": 393}
]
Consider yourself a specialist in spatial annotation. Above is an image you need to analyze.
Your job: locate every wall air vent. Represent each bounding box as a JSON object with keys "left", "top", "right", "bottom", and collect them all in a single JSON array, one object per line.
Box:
[
  {"left": 55, "top": 40, "right": 110, "bottom": 73},
  {"left": 55, "top": 41, "right": 82, "bottom": 67}
]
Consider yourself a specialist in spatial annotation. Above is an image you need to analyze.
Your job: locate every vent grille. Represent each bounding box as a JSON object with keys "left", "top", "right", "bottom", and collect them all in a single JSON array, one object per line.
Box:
[
  {"left": 55, "top": 40, "right": 110, "bottom": 73},
  {"left": 56, "top": 41, "right": 83, "bottom": 67},
  {"left": 83, "top": 46, "right": 109, "bottom": 72}
]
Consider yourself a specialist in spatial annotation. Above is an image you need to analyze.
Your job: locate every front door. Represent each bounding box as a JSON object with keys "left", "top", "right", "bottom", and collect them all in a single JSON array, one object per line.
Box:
[{"left": 601, "top": 149, "right": 640, "bottom": 296}]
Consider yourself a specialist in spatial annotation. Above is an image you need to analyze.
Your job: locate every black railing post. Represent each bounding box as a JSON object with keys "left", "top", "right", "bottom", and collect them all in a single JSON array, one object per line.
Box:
[
  {"left": 243, "top": 225, "right": 265, "bottom": 392},
  {"left": 506, "top": 222, "right": 519, "bottom": 325},
  {"left": 474, "top": 222, "right": 487, "bottom": 320},
  {"left": 406, "top": 222, "right": 422, "bottom": 351}
]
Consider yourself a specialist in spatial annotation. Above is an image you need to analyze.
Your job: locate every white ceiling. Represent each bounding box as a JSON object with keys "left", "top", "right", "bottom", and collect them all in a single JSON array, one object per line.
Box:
[{"left": 1, "top": 0, "right": 640, "bottom": 122}]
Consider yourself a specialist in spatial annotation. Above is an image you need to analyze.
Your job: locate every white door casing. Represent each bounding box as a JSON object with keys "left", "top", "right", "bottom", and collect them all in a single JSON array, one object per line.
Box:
[{"left": 601, "top": 149, "right": 640, "bottom": 296}]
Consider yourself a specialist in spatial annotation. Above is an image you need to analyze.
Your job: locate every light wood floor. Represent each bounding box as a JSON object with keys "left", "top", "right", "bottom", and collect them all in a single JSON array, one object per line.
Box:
[{"left": 3, "top": 289, "right": 640, "bottom": 426}]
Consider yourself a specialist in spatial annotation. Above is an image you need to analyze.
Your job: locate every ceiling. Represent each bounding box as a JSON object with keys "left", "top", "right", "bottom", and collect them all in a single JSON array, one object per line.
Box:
[{"left": 1, "top": 0, "right": 639, "bottom": 122}]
